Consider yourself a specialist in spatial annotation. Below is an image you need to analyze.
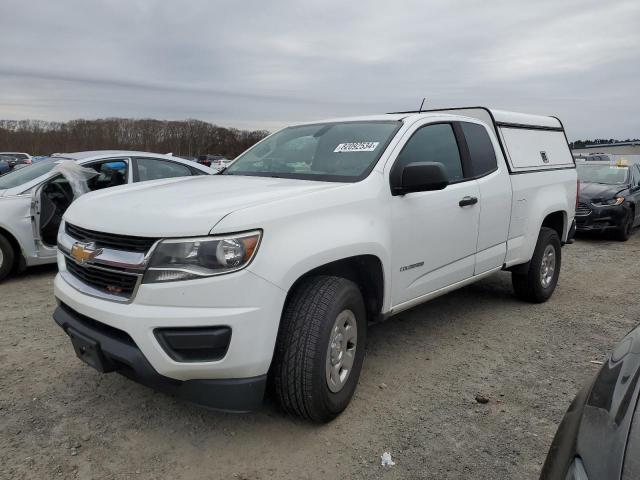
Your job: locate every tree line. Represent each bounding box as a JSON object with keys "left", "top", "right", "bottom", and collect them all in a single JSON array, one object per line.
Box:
[
  {"left": 0, "top": 118, "right": 270, "bottom": 158},
  {"left": 570, "top": 138, "right": 640, "bottom": 149}
]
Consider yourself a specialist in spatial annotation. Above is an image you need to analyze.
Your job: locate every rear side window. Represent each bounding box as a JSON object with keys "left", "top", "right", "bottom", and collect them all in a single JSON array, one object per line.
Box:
[
  {"left": 394, "top": 124, "right": 464, "bottom": 183},
  {"left": 460, "top": 122, "right": 497, "bottom": 177}
]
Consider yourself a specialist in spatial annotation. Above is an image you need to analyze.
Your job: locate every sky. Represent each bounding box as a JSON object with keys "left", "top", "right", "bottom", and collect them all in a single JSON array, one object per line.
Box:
[{"left": 1, "top": 0, "right": 639, "bottom": 140}]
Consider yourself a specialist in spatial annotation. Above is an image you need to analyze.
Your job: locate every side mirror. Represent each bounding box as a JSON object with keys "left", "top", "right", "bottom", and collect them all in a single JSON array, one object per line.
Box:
[{"left": 392, "top": 162, "right": 449, "bottom": 195}]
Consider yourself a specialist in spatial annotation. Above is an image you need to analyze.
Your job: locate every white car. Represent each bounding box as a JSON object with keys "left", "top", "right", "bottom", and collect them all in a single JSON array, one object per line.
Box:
[
  {"left": 0, "top": 151, "right": 215, "bottom": 281},
  {"left": 212, "top": 157, "right": 233, "bottom": 171},
  {"left": 53, "top": 108, "right": 577, "bottom": 421}
]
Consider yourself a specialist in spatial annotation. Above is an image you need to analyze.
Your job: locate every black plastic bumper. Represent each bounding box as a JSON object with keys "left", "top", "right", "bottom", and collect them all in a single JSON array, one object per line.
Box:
[
  {"left": 575, "top": 204, "right": 627, "bottom": 232},
  {"left": 53, "top": 304, "right": 266, "bottom": 412}
]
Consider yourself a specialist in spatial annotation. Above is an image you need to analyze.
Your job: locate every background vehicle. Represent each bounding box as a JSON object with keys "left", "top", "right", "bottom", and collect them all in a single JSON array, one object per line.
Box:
[
  {"left": 540, "top": 323, "right": 640, "bottom": 480},
  {"left": 575, "top": 161, "right": 640, "bottom": 240},
  {"left": 0, "top": 151, "right": 215, "bottom": 281},
  {"left": 212, "top": 157, "right": 232, "bottom": 171},
  {"left": 53, "top": 108, "right": 577, "bottom": 422},
  {"left": 0, "top": 152, "right": 32, "bottom": 168},
  {"left": 0, "top": 157, "right": 10, "bottom": 175},
  {"left": 197, "top": 154, "right": 229, "bottom": 169}
]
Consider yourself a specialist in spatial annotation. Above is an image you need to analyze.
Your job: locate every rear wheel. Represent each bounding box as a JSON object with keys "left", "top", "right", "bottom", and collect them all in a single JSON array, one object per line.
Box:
[
  {"left": 512, "top": 227, "right": 561, "bottom": 303},
  {"left": 272, "top": 275, "right": 367, "bottom": 422},
  {"left": 615, "top": 210, "right": 633, "bottom": 241},
  {"left": 0, "top": 233, "right": 15, "bottom": 282}
]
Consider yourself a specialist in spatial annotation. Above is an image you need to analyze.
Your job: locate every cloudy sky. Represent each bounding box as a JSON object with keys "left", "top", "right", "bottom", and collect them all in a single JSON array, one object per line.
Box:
[{"left": 1, "top": 0, "right": 639, "bottom": 139}]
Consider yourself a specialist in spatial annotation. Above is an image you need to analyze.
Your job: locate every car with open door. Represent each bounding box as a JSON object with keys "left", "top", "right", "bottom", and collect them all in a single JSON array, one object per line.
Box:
[{"left": 0, "top": 151, "right": 215, "bottom": 282}]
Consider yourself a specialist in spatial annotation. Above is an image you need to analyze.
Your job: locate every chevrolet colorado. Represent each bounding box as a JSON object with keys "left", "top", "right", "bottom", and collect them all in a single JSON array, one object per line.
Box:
[{"left": 52, "top": 107, "right": 577, "bottom": 422}]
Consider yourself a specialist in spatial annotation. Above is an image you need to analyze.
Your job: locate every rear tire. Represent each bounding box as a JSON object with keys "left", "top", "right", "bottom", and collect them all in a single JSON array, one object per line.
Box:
[
  {"left": 272, "top": 275, "right": 367, "bottom": 422},
  {"left": 512, "top": 227, "right": 561, "bottom": 303},
  {"left": 0, "top": 233, "right": 15, "bottom": 282},
  {"left": 615, "top": 210, "right": 633, "bottom": 241}
]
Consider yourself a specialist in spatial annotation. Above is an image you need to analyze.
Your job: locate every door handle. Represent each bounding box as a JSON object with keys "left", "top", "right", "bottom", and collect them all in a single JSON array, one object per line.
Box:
[{"left": 459, "top": 196, "right": 478, "bottom": 207}]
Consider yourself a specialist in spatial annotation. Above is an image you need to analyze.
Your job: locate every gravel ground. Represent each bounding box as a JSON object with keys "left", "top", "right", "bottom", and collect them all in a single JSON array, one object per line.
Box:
[{"left": 1, "top": 233, "right": 639, "bottom": 480}]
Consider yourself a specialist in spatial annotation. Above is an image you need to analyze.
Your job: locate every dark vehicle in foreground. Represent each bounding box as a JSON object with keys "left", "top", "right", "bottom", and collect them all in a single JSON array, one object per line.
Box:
[
  {"left": 540, "top": 324, "right": 640, "bottom": 480},
  {"left": 575, "top": 162, "right": 640, "bottom": 240}
]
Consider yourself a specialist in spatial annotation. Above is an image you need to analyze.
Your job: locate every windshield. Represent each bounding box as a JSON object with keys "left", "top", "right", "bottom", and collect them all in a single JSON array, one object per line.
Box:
[
  {"left": 224, "top": 121, "right": 401, "bottom": 182},
  {"left": 0, "top": 158, "right": 58, "bottom": 189},
  {"left": 577, "top": 164, "right": 629, "bottom": 185}
]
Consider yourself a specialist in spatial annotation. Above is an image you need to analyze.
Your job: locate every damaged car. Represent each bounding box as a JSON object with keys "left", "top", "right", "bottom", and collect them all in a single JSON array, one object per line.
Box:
[
  {"left": 575, "top": 162, "right": 640, "bottom": 241},
  {"left": 0, "top": 151, "right": 215, "bottom": 281}
]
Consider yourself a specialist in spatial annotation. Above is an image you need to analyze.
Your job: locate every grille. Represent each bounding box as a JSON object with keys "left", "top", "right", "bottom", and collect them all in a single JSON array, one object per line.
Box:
[
  {"left": 66, "top": 223, "right": 158, "bottom": 253},
  {"left": 576, "top": 202, "right": 591, "bottom": 216},
  {"left": 66, "top": 258, "right": 139, "bottom": 297}
]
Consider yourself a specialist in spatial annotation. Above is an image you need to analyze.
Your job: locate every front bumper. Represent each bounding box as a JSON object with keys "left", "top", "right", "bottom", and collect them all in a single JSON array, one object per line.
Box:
[
  {"left": 575, "top": 203, "right": 628, "bottom": 232},
  {"left": 54, "top": 266, "right": 287, "bottom": 382},
  {"left": 53, "top": 303, "right": 266, "bottom": 411}
]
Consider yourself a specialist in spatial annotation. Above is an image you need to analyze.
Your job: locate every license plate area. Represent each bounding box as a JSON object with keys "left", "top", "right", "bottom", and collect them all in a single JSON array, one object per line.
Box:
[{"left": 67, "top": 327, "right": 116, "bottom": 373}]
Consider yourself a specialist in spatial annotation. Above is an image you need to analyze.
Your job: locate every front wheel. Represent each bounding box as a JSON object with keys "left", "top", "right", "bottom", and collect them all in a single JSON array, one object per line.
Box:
[
  {"left": 512, "top": 227, "right": 562, "bottom": 303},
  {"left": 272, "top": 275, "right": 367, "bottom": 422},
  {"left": 615, "top": 210, "right": 633, "bottom": 241},
  {"left": 0, "top": 233, "right": 15, "bottom": 282}
]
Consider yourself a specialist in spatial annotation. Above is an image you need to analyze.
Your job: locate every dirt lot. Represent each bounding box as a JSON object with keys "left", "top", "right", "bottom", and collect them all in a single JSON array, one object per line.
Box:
[{"left": 1, "top": 233, "right": 639, "bottom": 480}]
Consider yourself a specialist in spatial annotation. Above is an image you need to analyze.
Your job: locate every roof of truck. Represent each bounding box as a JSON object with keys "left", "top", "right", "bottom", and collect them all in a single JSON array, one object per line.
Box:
[
  {"left": 389, "top": 107, "right": 563, "bottom": 129},
  {"left": 299, "top": 107, "right": 563, "bottom": 130}
]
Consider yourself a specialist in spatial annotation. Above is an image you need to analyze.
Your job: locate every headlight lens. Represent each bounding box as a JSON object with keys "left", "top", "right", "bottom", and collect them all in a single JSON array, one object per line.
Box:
[
  {"left": 592, "top": 196, "right": 624, "bottom": 206},
  {"left": 143, "top": 230, "right": 261, "bottom": 283}
]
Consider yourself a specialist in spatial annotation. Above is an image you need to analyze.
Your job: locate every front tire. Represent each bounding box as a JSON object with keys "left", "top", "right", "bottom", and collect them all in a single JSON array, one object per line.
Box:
[
  {"left": 0, "top": 233, "right": 15, "bottom": 282},
  {"left": 272, "top": 275, "right": 367, "bottom": 422},
  {"left": 615, "top": 210, "right": 633, "bottom": 241},
  {"left": 512, "top": 227, "right": 561, "bottom": 303}
]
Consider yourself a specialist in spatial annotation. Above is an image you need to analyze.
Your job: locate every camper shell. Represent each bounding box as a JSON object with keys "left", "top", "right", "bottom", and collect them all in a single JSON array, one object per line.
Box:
[{"left": 391, "top": 106, "right": 575, "bottom": 173}]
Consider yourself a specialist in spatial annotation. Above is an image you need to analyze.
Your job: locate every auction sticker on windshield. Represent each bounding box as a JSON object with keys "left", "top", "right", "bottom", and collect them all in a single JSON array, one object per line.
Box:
[{"left": 334, "top": 142, "right": 379, "bottom": 153}]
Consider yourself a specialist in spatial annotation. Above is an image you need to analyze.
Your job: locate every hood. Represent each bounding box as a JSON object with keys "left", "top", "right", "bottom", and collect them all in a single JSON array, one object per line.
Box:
[
  {"left": 64, "top": 175, "right": 343, "bottom": 237},
  {"left": 579, "top": 182, "right": 626, "bottom": 202}
]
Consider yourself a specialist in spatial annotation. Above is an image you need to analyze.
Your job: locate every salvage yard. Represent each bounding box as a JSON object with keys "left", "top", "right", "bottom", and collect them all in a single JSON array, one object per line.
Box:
[{"left": 1, "top": 234, "right": 639, "bottom": 480}]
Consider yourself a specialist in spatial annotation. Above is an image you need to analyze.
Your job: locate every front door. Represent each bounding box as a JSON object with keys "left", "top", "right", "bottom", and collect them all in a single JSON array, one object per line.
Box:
[
  {"left": 389, "top": 122, "right": 481, "bottom": 307},
  {"left": 30, "top": 159, "right": 130, "bottom": 256}
]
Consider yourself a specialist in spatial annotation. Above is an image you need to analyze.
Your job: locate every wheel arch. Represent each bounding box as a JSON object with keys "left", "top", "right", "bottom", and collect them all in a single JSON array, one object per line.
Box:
[
  {"left": 283, "top": 255, "right": 385, "bottom": 322},
  {"left": 540, "top": 210, "right": 567, "bottom": 241},
  {"left": 0, "top": 225, "right": 25, "bottom": 272}
]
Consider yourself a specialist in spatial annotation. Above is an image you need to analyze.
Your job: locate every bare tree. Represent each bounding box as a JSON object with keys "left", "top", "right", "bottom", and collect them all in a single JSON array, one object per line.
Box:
[{"left": 0, "top": 118, "right": 269, "bottom": 158}]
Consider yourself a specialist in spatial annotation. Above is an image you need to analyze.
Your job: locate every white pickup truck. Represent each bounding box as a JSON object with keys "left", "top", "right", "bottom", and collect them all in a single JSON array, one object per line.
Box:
[{"left": 53, "top": 107, "right": 577, "bottom": 422}]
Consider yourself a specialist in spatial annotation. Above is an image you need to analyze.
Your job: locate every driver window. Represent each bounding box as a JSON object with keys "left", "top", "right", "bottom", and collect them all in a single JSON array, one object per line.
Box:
[{"left": 393, "top": 123, "right": 464, "bottom": 184}]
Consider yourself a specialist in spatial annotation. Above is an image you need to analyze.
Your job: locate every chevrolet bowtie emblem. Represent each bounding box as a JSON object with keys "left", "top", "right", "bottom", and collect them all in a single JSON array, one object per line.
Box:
[{"left": 70, "top": 242, "right": 102, "bottom": 264}]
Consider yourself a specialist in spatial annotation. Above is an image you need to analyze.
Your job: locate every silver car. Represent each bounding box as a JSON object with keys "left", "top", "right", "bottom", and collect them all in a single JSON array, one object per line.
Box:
[{"left": 0, "top": 150, "right": 215, "bottom": 281}]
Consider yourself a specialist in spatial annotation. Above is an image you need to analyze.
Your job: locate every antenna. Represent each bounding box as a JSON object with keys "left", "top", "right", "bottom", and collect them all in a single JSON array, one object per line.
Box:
[{"left": 418, "top": 97, "right": 426, "bottom": 113}]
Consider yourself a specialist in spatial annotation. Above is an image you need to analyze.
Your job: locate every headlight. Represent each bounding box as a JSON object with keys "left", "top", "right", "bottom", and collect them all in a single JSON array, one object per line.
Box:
[
  {"left": 143, "top": 230, "right": 261, "bottom": 283},
  {"left": 592, "top": 197, "right": 624, "bottom": 207}
]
